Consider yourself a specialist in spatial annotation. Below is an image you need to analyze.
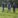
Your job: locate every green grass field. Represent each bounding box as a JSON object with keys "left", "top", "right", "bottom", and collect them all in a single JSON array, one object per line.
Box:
[{"left": 0, "top": 7, "right": 18, "bottom": 18}]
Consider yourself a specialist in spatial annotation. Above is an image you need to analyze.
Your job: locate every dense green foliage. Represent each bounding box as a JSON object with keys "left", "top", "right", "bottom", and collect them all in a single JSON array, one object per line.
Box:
[{"left": 0, "top": 0, "right": 18, "bottom": 7}]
